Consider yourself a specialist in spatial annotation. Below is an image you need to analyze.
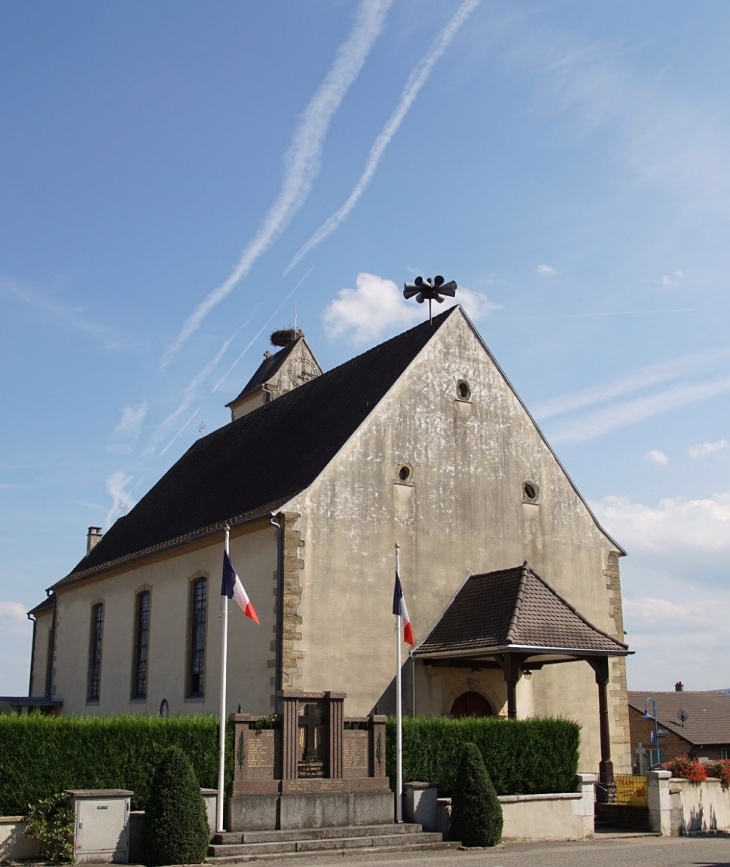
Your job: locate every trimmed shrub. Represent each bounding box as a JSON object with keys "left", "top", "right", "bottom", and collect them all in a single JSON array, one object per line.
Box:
[
  {"left": 450, "top": 743, "right": 503, "bottom": 847},
  {"left": 386, "top": 715, "right": 580, "bottom": 796},
  {"left": 142, "top": 747, "right": 210, "bottom": 866},
  {"left": 0, "top": 714, "right": 232, "bottom": 815}
]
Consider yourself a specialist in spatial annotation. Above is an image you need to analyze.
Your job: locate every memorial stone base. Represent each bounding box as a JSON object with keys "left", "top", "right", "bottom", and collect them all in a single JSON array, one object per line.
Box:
[{"left": 228, "top": 690, "right": 393, "bottom": 832}]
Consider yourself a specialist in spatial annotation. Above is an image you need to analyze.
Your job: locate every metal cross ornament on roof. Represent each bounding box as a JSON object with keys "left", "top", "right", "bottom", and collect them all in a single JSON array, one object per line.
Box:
[{"left": 403, "top": 275, "right": 457, "bottom": 324}]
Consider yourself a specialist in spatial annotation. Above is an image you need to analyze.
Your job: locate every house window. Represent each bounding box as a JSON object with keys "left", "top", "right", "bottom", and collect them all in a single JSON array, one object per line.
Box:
[
  {"left": 132, "top": 591, "right": 151, "bottom": 699},
  {"left": 87, "top": 603, "right": 104, "bottom": 702},
  {"left": 188, "top": 578, "right": 207, "bottom": 697},
  {"left": 721, "top": 747, "right": 730, "bottom": 760}
]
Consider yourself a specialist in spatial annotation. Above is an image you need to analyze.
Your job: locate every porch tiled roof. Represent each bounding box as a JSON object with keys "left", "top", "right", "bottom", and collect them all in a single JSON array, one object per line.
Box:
[{"left": 414, "top": 563, "right": 628, "bottom": 658}]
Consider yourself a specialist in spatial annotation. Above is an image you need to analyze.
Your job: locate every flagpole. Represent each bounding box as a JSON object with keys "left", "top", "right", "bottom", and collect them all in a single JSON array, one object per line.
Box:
[
  {"left": 216, "top": 525, "right": 230, "bottom": 834},
  {"left": 395, "top": 542, "right": 403, "bottom": 823}
]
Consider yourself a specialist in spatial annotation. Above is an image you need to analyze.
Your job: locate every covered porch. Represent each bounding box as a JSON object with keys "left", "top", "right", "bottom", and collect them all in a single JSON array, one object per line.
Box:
[{"left": 411, "top": 562, "right": 631, "bottom": 797}]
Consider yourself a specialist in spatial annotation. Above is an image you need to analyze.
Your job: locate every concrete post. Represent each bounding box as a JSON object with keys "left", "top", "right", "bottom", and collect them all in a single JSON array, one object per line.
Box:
[
  {"left": 646, "top": 769, "right": 672, "bottom": 836},
  {"left": 574, "top": 773, "right": 596, "bottom": 840},
  {"left": 403, "top": 782, "right": 439, "bottom": 831}
]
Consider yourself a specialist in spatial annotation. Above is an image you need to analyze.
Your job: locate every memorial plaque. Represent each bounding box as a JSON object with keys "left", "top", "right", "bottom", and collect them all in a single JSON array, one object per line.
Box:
[
  {"left": 249, "top": 733, "right": 273, "bottom": 769},
  {"left": 297, "top": 760, "right": 327, "bottom": 778}
]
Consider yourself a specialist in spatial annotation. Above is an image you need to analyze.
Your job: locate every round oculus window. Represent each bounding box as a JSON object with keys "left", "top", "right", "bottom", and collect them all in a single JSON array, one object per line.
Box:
[
  {"left": 523, "top": 481, "right": 539, "bottom": 503},
  {"left": 457, "top": 380, "right": 471, "bottom": 400},
  {"left": 397, "top": 464, "right": 413, "bottom": 483}
]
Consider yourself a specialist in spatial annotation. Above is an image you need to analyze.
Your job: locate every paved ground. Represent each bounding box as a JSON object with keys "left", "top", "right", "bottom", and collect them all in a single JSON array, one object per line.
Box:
[{"left": 233, "top": 835, "right": 730, "bottom": 867}]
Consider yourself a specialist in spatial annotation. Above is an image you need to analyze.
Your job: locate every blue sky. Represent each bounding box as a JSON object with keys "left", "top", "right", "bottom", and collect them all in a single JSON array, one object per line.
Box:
[{"left": 1, "top": 0, "right": 728, "bottom": 696}]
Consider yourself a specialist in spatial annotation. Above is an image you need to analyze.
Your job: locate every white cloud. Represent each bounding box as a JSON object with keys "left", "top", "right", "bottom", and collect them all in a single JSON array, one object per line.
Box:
[
  {"left": 548, "top": 374, "right": 730, "bottom": 445},
  {"left": 591, "top": 490, "right": 730, "bottom": 557},
  {"left": 687, "top": 438, "right": 729, "bottom": 459},
  {"left": 161, "top": 0, "right": 394, "bottom": 368},
  {"left": 107, "top": 403, "right": 148, "bottom": 454},
  {"left": 286, "top": 0, "right": 482, "bottom": 273},
  {"left": 104, "top": 471, "right": 136, "bottom": 528},
  {"left": 0, "top": 601, "right": 28, "bottom": 634},
  {"left": 660, "top": 268, "right": 685, "bottom": 289},
  {"left": 322, "top": 273, "right": 498, "bottom": 345},
  {"left": 458, "top": 287, "right": 502, "bottom": 321},
  {"left": 536, "top": 264, "right": 557, "bottom": 276},
  {"left": 644, "top": 449, "right": 669, "bottom": 466},
  {"left": 324, "top": 274, "right": 418, "bottom": 344}
]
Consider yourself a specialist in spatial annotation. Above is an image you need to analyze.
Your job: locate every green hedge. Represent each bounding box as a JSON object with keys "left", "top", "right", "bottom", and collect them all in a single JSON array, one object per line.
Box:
[
  {"left": 386, "top": 716, "right": 580, "bottom": 796},
  {"left": 0, "top": 715, "right": 233, "bottom": 815}
]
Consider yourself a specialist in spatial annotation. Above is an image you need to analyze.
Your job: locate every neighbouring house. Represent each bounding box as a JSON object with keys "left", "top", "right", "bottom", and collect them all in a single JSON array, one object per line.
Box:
[
  {"left": 629, "top": 686, "right": 730, "bottom": 769},
  {"left": 25, "top": 306, "right": 632, "bottom": 778}
]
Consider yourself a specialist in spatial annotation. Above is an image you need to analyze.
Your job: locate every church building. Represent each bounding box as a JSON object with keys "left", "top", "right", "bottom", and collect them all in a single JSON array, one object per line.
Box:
[{"left": 27, "top": 306, "right": 632, "bottom": 777}]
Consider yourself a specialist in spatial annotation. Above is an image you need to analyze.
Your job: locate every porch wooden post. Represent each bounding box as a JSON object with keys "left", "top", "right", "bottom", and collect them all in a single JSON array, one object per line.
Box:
[
  {"left": 501, "top": 654, "right": 524, "bottom": 720},
  {"left": 589, "top": 656, "right": 616, "bottom": 803}
]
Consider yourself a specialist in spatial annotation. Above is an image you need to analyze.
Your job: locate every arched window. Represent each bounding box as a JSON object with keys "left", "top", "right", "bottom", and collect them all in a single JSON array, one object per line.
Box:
[
  {"left": 188, "top": 578, "right": 207, "bottom": 697},
  {"left": 132, "top": 591, "right": 151, "bottom": 699},
  {"left": 87, "top": 603, "right": 104, "bottom": 702}
]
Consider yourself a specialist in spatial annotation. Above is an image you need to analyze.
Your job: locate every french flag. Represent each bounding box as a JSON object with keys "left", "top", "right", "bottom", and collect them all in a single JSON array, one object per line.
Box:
[
  {"left": 221, "top": 551, "right": 260, "bottom": 624},
  {"left": 392, "top": 571, "right": 414, "bottom": 647}
]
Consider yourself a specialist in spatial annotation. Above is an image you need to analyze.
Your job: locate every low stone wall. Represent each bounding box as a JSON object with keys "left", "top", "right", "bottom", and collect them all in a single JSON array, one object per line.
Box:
[
  {"left": 672, "top": 777, "right": 730, "bottom": 833},
  {"left": 0, "top": 816, "right": 42, "bottom": 861},
  {"left": 436, "top": 773, "right": 596, "bottom": 843}
]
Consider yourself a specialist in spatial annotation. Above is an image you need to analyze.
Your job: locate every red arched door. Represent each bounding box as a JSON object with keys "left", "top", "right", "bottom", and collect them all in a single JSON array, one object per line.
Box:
[{"left": 450, "top": 691, "right": 493, "bottom": 717}]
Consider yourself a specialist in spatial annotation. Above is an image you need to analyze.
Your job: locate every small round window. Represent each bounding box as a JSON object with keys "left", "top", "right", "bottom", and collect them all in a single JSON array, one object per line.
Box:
[
  {"left": 457, "top": 380, "right": 471, "bottom": 401},
  {"left": 523, "top": 481, "right": 539, "bottom": 503},
  {"left": 396, "top": 463, "right": 413, "bottom": 483}
]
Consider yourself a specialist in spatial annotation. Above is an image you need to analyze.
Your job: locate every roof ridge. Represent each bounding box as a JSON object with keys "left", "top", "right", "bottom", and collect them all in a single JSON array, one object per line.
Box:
[{"left": 505, "top": 561, "right": 530, "bottom": 644}]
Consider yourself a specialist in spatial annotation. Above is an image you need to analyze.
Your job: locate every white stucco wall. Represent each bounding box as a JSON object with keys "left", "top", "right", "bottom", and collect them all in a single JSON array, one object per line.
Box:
[
  {"left": 284, "top": 309, "right": 629, "bottom": 773},
  {"left": 29, "top": 608, "right": 53, "bottom": 697},
  {"left": 51, "top": 523, "right": 277, "bottom": 716}
]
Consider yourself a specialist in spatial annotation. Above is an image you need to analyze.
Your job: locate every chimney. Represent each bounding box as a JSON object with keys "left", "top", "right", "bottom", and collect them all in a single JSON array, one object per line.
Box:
[
  {"left": 675, "top": 681, "right": 684, "bottom": 692},
  {"left": 87, "top": 526, "right": 102, "bottom": 556}
]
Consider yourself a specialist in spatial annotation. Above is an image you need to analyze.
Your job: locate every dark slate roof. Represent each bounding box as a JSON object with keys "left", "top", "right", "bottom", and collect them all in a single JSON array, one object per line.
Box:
[
  {"left": 226, "top": 342, "right": 296, "bottom": 406},
  {"left": 414, "top": 563, "right": 628, "bottom": 658},
  {"left": 28, "top": 596, "right": 54, "bottom": 616},
  {"left": 55, "top": 308, "right": 457, "bottom": 587},
  {"left": 628, "top": 691, "right": 730, "bottom": 747}
]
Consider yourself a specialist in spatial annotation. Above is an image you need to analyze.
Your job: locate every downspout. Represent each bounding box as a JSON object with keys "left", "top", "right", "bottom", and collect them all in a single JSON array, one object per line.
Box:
[
  {"left": 45, "top": 591, "right": 57, "bottom": 698},
  {"left": 27, "top": 612, "right": 37, "bottom": 697},
  {"left": 411, "top": 653, "right": 416, "bottom": 717},
  {"left": 270, "top": 515, "right": 284, "bottom": 695}
]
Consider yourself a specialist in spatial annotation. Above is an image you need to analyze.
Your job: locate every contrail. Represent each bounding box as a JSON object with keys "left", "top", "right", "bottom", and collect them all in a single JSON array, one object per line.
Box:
[
  {"left": 500, "top": 308, "right": 697, "bottom": 321},
  {"left": 213, "top": 266, "right": 314, "bottom": 393},
  {"left": 533, "top": 344, "right": 730, "bottom": 421},
  {"left": 161, "top": 0, "right": 394, "bottom": 369},
  {"left": 151, "top": 334, "right": 236, "bottom": 453},
  {"left": 285, "top": 0, "right": 482, "bottom": 274},
  {"left": 160, "top": 407, "right": 201, "bottom": 458},
  {"left": 549, "top": 374, "right": 730, "bottom": 445}
]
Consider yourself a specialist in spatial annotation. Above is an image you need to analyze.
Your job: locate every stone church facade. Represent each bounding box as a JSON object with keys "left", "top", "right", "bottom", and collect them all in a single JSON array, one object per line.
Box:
[{"left": 28, "top": 307, "right": 631, "bottom": 775}]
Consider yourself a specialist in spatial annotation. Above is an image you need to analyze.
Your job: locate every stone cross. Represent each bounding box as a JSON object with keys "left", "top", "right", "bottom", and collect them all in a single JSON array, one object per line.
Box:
[{"left": 300, "top": 703, "right": 324, "bottom": 761}]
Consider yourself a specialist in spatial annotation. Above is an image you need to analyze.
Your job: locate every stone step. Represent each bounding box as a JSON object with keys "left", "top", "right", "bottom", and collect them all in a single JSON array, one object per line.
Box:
[
  {"left": 207, "top": 838, "right": 461, "bottom": 863},
  {"left": 209, "top": 831, "right": 444, "bottom": 857},
  {"left": 213, "top": 822, "right": 424, "bottom": 845}
]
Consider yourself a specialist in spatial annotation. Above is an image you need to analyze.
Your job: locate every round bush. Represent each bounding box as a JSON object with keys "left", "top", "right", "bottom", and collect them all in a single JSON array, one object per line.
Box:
[
  {"left": 142, "top": 746, "right": 210, "bottom": 865},
  {"left": 450, "top": 742, "right": 503, "bottom": 847}
]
